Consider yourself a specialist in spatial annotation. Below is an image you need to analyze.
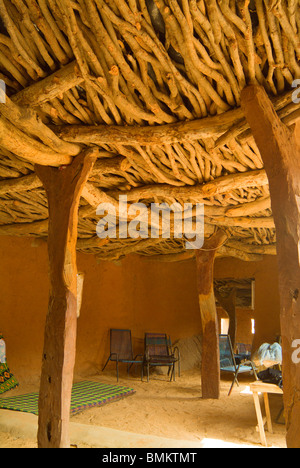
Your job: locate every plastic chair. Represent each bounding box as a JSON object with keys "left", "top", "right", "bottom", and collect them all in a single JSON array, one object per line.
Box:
[
  {"left": 102, "top": 329, "right": 143, "bottom": 381},
  {"left": 219, "top": 334, "right": 258, "bottom": 396},
  {"left": 143, "top": 332, "right": 180, "bottom": 382}
]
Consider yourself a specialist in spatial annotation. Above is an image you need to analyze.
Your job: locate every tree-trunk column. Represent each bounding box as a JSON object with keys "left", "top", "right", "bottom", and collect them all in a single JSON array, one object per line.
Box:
[
  {"left": 195, "top": 229, "right": 228, "bottom": 399},
  {"left": 35, "top": 149, "right": 97, "bottom": 448},
  {"left": 241, "top": 85, "right": 300, "bottom": 448}
]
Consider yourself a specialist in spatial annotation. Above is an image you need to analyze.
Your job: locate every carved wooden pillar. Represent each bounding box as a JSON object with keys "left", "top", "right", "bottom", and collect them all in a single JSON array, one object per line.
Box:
[
  {"left": 195, "top": 229, "right": 228, "bottom": 399},
  {"left": 35, "top": 149, "right": 97, "bottom": 448},
  {"left": 241, "top": 85, "right": 300, "bottom": 448}
]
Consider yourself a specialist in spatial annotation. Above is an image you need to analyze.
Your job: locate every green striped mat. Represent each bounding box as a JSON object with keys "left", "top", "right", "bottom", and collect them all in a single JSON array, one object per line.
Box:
[{"left": 0, "top": 381, "right": 135, "bottom": 415}]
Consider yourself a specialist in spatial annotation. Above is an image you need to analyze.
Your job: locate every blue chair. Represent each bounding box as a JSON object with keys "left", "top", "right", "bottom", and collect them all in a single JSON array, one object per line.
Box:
[{"left": 219, "top": 334, "right": 258, "bottom": 396}]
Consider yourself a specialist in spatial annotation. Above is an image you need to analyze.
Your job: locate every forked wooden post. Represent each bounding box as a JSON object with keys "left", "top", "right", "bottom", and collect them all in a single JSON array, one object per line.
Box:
[
  {"left": 35, "top": 149, "right": 97, "bottom": 448},
  {"left": 241, "top": 85, "right": 300, "bottom": 448},
  {"left": 195, "top": 229, "right": 228, "bottom": 399}
]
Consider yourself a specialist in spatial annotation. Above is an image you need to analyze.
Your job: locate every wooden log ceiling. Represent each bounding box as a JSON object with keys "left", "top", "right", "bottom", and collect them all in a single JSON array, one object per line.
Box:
[{"left": 0, "top": 0, "right": 299, "bottom": 262}]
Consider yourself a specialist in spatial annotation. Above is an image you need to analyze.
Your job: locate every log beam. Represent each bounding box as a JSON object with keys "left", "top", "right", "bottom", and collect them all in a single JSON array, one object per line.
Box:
[
  {"left": 0, "top": 167, "right": 268, "bottom": 199},
  {"left": 11, "top": 61, "right": 83, "bottom": 108},
  {"left": 195, "top": 229, "right": 228, "bottom": 399},
  {"left": 54, "top": 89, "right": 299, "bottom": 147},
  {"left": 35, "top": 148, "right": 97, "bottom": 448},
  {"left": 241, "top": 85, "right": 300, "bottom": 448}
]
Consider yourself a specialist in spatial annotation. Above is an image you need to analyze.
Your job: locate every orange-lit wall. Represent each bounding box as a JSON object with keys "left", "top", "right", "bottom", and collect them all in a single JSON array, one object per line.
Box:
[{"left": 0, "top": 236, "right": 280, "bottom": 383}]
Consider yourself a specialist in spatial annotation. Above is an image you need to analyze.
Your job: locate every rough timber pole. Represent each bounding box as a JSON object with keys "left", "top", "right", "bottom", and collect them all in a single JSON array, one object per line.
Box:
[
  {"left": 241, "top": 85, "right": 300, "bottom": 448},
  {"left": 195, "top": 229, "right": 228, "bottom": 399},
  {"left": 35, "top": 149, "right": 97, "bottom": 448}
]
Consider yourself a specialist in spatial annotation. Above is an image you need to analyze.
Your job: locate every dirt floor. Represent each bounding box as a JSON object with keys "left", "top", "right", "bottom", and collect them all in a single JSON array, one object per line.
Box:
[{"left": 0, "top": 368, "right": 286, "bottom": 449}]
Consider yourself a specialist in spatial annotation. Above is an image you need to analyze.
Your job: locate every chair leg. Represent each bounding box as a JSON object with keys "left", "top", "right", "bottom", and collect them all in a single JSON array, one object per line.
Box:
[
  {"left": 228, "top": 380, "right": 235, "bottom": 396},
  {"left": 228, "top": 373, "right": 239, "bottom": 396},
  {"left": 169, "top": 364, "right": 175, "bottom": 381},
  {"left": 102, "top": 355, "right": 111, "bottom": 371},
  {"left": 116, "top": 360, "right": 119, "bottom": 382}
]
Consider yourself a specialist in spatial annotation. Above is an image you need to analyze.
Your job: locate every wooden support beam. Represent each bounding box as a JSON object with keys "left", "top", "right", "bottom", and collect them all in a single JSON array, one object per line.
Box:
[
  {"left": 35, "top": 148, "right": 97, "bottom": 448},
  {"left": 54, "top": 89, "right": 299, "bottom": 147},
  {"left": 195, "top": 229, "right": 228, "bottom": 399},
  {"left": 54, "top": 107, "right": 244, "bottom": 145},
  {"left": 0, "top": 167, "right": 268, "bottom": 199},
  {"left": 225, "top": 196, "right": 271, "bottom": 217},
  {"left": 241, "top": 85, "right": 300, "bottom": 448},
  {"left": 209, "top": 215, "right": 275, "bottom": 229},
  {"left": 109, "top": 169, "right": 268, "bottom": 202}
]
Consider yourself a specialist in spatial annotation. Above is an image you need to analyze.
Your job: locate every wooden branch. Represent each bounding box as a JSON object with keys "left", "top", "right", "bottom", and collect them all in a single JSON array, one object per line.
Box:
[
  {"left": 225, "top": 197, "right": 271, "bottom": 217},
  {"left": 209, "top": 215, "right": 275, "bottom": 229},
  {"left": 0, "top": 116, "right": 73, "bottom": 166},
  {"left": 142, "top": 251, "right": 195, "bottom": 262},
  {"left": 0, "top": 173, "right": 42, "bottom": 196},
  {"left": 11, "top": 61, "right": 84, "bottom": 108},
  {"left": 1, "top": 96, "right": 81, "bottom": 157},
  {"left": 0, "top": 156, "right": 126, "bottom": 196},
  {"left": 216, "top": 245, "right": 263, "bottom": 262},
  {"left": 54, "top": 89, "right": 299, "bottom": 147},
  {"left": 225, "top": 240, "right": 277, "bottom": 256},
  {"left": 0, "top": 218, "right": 48, "bottom": 235},
  {"left": 54, "top": 108, "right": 244, "bottom": 145},
  {"left": 109, "top": 169, "right": 268, "bottom": 202}
]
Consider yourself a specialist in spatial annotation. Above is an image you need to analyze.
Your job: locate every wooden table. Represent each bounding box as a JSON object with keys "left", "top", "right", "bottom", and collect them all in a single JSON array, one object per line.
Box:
[{"left": 250, "top": 381, "right": 283, "bottom": 447}]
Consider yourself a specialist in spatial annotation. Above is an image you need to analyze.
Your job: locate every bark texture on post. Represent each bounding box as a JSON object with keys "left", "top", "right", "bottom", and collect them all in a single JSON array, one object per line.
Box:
[
  {"left": 195, "top": 229, "right": 228, "bottom": 399},
  {"left": 241, "top": 85, "right": 300, "bottom": 448},
  {"left": 35, "top": 149, "right": 97, "bottom": 448}
]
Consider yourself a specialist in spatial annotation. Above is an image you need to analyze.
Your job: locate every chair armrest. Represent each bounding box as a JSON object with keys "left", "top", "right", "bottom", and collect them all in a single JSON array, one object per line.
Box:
[
  {"left": 171, "top": 345, "right": 180, "bottom": 361},
  {"left": 110, "top": 352, "right": 119, "bottom": 360},
  {"left": 133, "top": 354, "right": 144, "bottom": 361}
]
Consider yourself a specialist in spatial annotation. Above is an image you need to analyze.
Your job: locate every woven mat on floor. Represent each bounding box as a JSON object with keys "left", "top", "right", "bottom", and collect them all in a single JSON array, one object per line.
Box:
[{"left": 0, "top": 381, "right": 135, "bottom": 415}]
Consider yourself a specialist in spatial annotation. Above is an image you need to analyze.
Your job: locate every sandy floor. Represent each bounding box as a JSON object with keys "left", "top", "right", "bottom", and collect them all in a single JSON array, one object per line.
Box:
[{"left": 0, "top": 368, "right": 286, "bottom": 448}]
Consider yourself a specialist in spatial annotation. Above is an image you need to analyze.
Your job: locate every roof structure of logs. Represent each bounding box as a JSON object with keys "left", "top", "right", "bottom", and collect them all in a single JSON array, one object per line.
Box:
[{"left": 0, "top": 0, "right": 299, "bottom": 262}]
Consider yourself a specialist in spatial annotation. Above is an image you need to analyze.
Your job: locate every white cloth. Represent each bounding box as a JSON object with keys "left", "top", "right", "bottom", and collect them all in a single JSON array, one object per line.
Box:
[{"left": 253, "top": 342, "right": 282, "bottom": 367}]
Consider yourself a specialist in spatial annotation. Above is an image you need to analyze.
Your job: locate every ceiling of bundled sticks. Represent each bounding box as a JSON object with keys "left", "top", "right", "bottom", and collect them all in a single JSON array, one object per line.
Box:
[{"left": 0, "top": 0, "right": 299, "bottom": 261}]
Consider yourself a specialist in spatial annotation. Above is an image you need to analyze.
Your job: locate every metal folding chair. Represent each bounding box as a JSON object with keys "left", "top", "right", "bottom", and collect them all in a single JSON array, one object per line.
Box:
[
  {"left": 102, "top": 329, "right": 143, "bottom": 381},
  {"left": 219, "top": 334, "right": 258, "bottom": 396},
  {"left": 143, "top": 332, "right": 180, "bottom": 382}
]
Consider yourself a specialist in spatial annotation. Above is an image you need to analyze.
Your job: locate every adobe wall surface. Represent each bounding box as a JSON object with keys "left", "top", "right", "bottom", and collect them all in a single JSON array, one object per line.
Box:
[{"left": 0, "top": 236, "right": 280, "bottom": 382}]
